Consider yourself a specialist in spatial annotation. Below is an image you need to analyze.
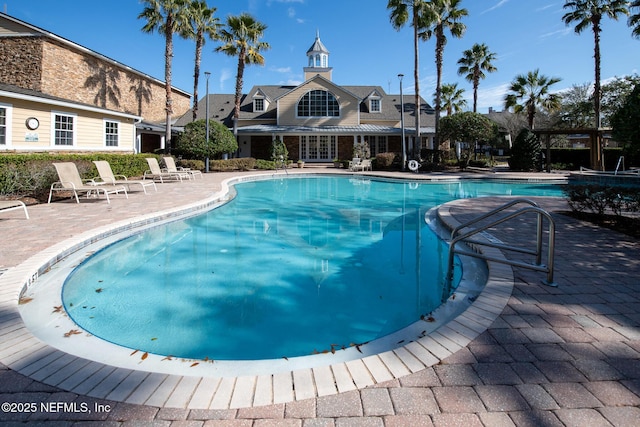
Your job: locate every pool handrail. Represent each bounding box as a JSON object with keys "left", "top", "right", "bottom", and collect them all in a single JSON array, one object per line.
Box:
[{"left": 447, "top": 199, "right": 557, "bottom": 288}]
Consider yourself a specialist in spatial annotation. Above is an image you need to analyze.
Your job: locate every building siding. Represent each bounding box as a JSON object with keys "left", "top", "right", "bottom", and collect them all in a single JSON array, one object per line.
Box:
[{"left": 1, "top": 97, "right": 136, "bottom": 152}]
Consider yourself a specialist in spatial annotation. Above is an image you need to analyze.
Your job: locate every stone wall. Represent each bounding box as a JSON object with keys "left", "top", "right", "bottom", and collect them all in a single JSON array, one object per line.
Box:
[{"left": 0, "top": 37, "right": 43, "bottom": 91}]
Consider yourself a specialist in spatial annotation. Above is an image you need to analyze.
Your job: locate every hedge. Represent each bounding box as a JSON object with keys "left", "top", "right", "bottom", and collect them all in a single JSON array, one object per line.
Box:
[{"left": 0, "top": 153, "right": 162, "bottom": 198}]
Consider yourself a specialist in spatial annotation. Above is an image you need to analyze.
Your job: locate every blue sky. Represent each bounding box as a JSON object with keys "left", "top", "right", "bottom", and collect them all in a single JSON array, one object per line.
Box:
[{"left": 4, "top": 0, "right": 639, "bottom": 113}]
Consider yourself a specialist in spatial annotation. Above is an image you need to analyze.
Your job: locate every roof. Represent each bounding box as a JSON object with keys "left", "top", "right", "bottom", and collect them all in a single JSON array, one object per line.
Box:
[
  {"left": 174, "top": 81, "right": 436, "bottom": 130},
  {"left": 307, "top": 32, "right": 329, "bottom": 54}
]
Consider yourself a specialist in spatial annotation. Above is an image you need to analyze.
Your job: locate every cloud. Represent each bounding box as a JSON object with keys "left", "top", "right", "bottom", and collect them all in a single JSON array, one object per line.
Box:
[
  {"left": 219, "top": 68, "right": 233, "bottom": 91},
  {"left": 538, "top": 27, "right": 572, "bottom": 39},
  {"left": 481, "top": 0, "right": 510, "bottom": 15},
  {"left": 271, "top": 66, "right": 292, "bottom": 73},
  {"left": 475, "top": 82, "right": 511, "bottom": 111}
]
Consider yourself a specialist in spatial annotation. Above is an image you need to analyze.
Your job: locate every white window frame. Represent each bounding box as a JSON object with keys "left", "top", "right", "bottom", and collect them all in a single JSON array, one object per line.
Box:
[
  {"left": 51, "top": 111, "right": 77, "bottom": 147},
  {"left": 104, "top": 119, "right": 119, "bottom": 147},
  {"left": 369, "top": 98, "right": 381, "bottom": 113},
  {"left": 0, "top": 102, "right": 12, "bottom": 148},
  {"left": 254, "top": 98, "right": 265, "bottom": 112}
]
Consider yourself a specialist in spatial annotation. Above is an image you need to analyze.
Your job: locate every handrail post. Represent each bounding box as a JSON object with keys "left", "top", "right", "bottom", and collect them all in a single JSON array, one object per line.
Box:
[
  {"left": 535, "top": 212, "right": 543, "bottom": 266},
  {"left": 543, "top": 219, "right": 557, "bottom": 287}
]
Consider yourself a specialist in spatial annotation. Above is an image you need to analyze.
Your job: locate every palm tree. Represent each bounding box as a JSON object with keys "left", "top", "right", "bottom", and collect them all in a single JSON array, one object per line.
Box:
[
  {"left": 139, "top": 0, "right": 192, "bottom": 153},
  {"left": 388, "top": 0, "right": 431, "bottom": 158},
  {"left": 504, "top": 69, "right": 562, "bottom": 130},
  {"left": 562, "top": 0, "right": 629, "bottom": 129},
  {"left": 419, "top": 0, "right": 467, "bottom": 150},
  {"left": 457, "top": 43, "right": 497, "bottom": 113},
  {"left": 630, "top": 0, "right": 640, "bottom": 37},
  {"left": 215, "top": 13, "right": 270, "bottom": 139},
  {"left": 184, "top": 0, "right": 220, "bottom": 122},
  {"left": 440, "top": 83, "right": 467, "bottom": 116}
]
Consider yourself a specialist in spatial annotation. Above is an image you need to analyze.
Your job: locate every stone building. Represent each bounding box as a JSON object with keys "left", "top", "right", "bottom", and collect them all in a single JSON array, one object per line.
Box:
[{"left": 0, "top": 12, "right": 191, "bottom": 153}]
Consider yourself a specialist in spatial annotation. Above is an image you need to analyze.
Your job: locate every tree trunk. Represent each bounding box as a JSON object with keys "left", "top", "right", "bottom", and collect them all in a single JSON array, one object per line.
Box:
[
  {"left": 192, "top": 30, "right": 204, "bottom": 122},
  {"left": 413, "top": 7, "right": 421, "bottom": 159},
  {"left": 592, "top": 18, "right": 604, "bottom": 170},
  {"left": 434, "top": 30, "right": 443, "bottom": 155},
  {"left": 164, "top": 19, "right": 174, "bottom": 154}
]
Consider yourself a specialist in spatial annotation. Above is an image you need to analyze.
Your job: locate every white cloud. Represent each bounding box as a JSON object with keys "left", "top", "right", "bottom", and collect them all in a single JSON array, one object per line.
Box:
[
  {"left": 475, "top": 82, "right": 511, "bottom": 112},
  {"left": 271, "top": 66, "right": 292, "bottom": 73},
  {"left": 219, "top": 68, "right": 233, "bottom": 92},
  {"left": 481, "top": 0, "right": 510, "bottom": 15}
]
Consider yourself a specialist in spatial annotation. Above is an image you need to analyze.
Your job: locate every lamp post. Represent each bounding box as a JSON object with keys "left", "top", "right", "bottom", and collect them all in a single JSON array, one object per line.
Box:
[
  {"left": 398, "top": 73, "right": 406, "bottom": 171},
  {"left": 204, "top": 71, "right": 211, "bottom": 173}
]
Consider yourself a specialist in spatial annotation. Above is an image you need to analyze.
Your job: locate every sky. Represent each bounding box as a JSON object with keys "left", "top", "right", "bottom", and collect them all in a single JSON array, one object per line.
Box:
[{"left": 3, "top": 0, "right": 639, "bottom": 113}]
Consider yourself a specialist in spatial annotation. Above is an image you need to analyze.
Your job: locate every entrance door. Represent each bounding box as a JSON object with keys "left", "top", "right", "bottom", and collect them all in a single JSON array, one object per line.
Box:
[{"left": 300, "top": 135, "right": 337, "bottom": 161}]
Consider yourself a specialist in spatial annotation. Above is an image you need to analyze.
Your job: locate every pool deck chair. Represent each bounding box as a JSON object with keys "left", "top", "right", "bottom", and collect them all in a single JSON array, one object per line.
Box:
[
  {"left": 0, "top": 200, "right": 29, "bottom": 219},
  {"left": 352, "top": 159, "right": 372, "bottom": 172},
  {"left": 48, "top": 162, "right": 128, "bottom": 204},
  {"left": 143, "top": 157, "right": 185, "bottom": 183},
  {"left": 93, "top": 160, "right": 157, "bottom": 194},
  {"left": 163, "top": 157, "right": 202, "bottom": 179}
]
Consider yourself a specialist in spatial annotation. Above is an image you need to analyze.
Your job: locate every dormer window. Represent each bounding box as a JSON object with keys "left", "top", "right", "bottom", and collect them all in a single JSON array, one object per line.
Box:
[
  {"left": 254, "top": 98, "right": 265, "bottom": 112},
  {"left": 370, "top": 98, "right": 381, "bottom": 113}
]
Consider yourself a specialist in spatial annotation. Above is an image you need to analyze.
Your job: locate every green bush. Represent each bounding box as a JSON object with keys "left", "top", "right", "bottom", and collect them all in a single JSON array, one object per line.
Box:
[
  {"left": 0, "top": 153, "right": 160, "bottom": 199},
  {"left": 508, "top": 129, "right": 541, "bottom": 171},
  {"left": 174, "top": 120, "right": 238, "bottom": 160},
  {"left": 177, "top": 159, "right": 205, "bottom": 171},
  {"left": 564, "top": 184, "right": 640, "bottom": 216},
  {"left": 208, "top": 158, "right": 256, "bottom": 172},
  {"left": 375, "top": 152, "right": 396, "bottom": 170}
]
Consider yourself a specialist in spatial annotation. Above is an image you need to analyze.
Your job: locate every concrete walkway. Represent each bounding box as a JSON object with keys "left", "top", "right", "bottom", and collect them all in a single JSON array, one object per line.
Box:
[{"left": 1, "top": 168, "right": 639, "bottom": 426}]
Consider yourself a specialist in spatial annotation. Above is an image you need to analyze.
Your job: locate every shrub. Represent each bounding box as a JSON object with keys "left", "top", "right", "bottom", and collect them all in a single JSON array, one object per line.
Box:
[
  {"left": 0, "top": 153, "right": 157, "bottom": 199},
  {"left": 564, "top": 184, "right": 640, "bottom": 216},
  {"left": 375, "top": 152, "right": 396, "bottom": 170},
  {"left": 178, "top": 159, "right": 205, "bottom": 171},
  {"left": 208, "top": 158, "right": 257, "bottom": 171},
  {"left": 174, "top": 120, "right": 238, "bottom": 160},
  {"left": 508, "top": 128, "right": 541, "bottom": 171}
]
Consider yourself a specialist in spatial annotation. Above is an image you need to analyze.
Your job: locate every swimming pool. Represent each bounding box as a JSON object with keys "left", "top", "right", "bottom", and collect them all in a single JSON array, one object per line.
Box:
[{"left": 59, "top": 176, "right": 564, "bottom": 362}]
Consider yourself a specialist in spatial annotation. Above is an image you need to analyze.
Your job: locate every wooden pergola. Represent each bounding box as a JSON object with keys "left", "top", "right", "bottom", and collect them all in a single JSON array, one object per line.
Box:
[{"left": 533, "top": 127, "right": 612, "bottom": 172}]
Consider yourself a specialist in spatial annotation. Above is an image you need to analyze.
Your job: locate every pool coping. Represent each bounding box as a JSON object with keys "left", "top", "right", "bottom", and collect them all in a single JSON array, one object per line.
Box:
[{"left": 0, "top": 173, "right": 518, "bottom": 409}]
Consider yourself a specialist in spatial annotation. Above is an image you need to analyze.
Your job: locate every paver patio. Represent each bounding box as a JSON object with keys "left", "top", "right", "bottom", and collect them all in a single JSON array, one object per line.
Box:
[{"left": 0, "top": 167, "right": 638, "bottom": 426}]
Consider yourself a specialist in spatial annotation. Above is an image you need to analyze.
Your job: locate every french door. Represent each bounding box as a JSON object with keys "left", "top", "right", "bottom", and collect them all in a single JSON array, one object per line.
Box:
[{"left": 300, "top": 135, "right": 337, "bottom": 161}]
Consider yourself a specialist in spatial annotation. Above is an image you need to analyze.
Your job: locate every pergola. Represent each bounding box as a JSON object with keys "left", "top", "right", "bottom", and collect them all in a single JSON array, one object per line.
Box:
[{"left": 533, "top": 127, "right": 612, "bottom": 172}]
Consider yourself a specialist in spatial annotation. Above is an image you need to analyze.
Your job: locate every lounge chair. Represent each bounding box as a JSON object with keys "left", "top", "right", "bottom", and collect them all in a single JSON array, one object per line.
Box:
[
  {"left": 48, "top": 162, "right": 128, "bottom": 204},
  {"left": 143, "top": 157, "right": 185, "bottom": 183},
  {"left": 0, "top": 200, "right": 29, "bottom": 219},
  {"left": 93, "top": 160, "right": 157, "bottom": 194},
  {"left": 351, "top": 159, "right": 372, "bottom": 172},
  {"left": 163, "top": 157, "right": 202, "bottom": 179},
  {"left": 348, "top": 158, "right": 361, "bottom": 171}
]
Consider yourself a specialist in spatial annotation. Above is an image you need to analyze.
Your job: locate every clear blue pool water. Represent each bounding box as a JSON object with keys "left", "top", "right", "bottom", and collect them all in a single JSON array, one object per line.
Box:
[{"left": 62, "top": 177, "right": 564, "bottom": 361}]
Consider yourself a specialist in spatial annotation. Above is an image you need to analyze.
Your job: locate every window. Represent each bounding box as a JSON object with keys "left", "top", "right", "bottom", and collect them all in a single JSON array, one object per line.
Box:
[
  {"left": 105, "top": 120, "right": 119, "bottom": 147},
  {"left": 368, "top": 136, "right": 388, "bottom": 157},
  {"left": 254, "top": 98, "right": 264, "bottom": 112},
  {"left": 370, "top": 98, "right": 381, "bottom": 113},
  {"left": 0, "top": 107, "right": 6, "bottom": 145},
  {"left": 297, "top": 90, "right": 339, "bottom": 117},
  {"left": 53, "top": 113, "right": 75, "bottom": 146}
]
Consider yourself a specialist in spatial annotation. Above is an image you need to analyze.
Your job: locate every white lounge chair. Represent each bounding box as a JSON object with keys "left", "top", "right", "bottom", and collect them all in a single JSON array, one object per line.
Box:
[
  {"left": 163, "top": 157, "right": 202, "bottom": 179},
  {"left": 351, "top": 159, "right": 372, "bottom": 172},
  {"left": 0, "top": 200, "right": 29, "bottom": 219},
  {"left": 93, "top": 160, "right": 157, "bottom": 194},
  {"left": 348, "top": 158, "right": 361, "bottom": 171},
  {"left": 48, "top": 162, "right": 128, "bottom": 204},
  {"left": 143, "top": 157, "right": 185, "bottom": 183}
]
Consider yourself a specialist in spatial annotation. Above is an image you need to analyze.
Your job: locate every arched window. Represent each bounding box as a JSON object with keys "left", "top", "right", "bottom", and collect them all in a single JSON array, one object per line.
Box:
[{"left": 297, "top": 90, "right": 339, "bottom": 117}]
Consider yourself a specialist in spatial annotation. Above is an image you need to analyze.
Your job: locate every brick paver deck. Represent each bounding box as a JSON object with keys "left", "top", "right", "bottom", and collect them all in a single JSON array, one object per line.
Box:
[{"left": 1, "top": 168, "right": 638, "bottom": 426}]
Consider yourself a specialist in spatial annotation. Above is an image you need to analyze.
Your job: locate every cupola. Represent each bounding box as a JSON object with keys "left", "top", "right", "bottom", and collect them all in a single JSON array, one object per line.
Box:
[{"left": 304, "top": 30, "right": 333, "bottom": 81}]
